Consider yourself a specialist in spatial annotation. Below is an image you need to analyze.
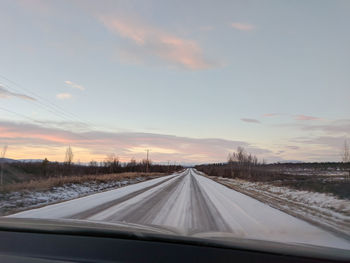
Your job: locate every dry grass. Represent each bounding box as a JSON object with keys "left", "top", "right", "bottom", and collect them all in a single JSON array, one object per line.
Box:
[{"left": 0, "top": 172, "right": 165, "bottom": 193}]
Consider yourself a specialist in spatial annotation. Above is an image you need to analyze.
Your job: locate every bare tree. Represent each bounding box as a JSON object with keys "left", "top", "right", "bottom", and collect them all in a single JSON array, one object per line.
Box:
[
  {"left": 89, "top": 160, "right": 98, "bottom": 175},
  {"left": 142, "top": 158, "right": 152, "bottom": 173},
  {"left": 252, "top": 156, "right": 258, "bottom": 166},
  {"left": 227, "top": 153, "right": 234, "bottom": 177},
  {"left": 105, "top": 153, "right": 120, "bottom": 173},
  {"left": 65, "top": 146, "right": 74, "bottom": 165},
  {"left": 1, "top": 145, "right": 8, "bottom": 185},
  {"left": 42, "top": 158, "right": 49, "bottom": 177},
  {"left": 145, "top": 149, "right": 150, "bottom": 173},
  {"left": 236, "top": 146, "right": 246, "bottom": 166},
  {"left": 226, "top": 146, "right": 260, "bottom": 178},
  {"left": 127, "top": 158, "right": 137, "bottom": 172},
  {"left": 342, "top": 139, "right": 350, "bottom": 163}
]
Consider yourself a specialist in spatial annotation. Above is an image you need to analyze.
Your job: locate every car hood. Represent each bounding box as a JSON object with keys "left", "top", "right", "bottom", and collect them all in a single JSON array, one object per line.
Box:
[{"left": 0, "top": 217, "right": 349, "bottom": 261}]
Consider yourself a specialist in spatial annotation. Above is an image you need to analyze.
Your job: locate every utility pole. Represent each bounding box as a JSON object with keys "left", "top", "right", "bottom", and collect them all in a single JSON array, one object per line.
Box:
[
  {"left": 1, "top": 145, "right": 8, "bottom": 186},
  {"left": 146, "top": 149, "right": 150, "bottom": 173}
]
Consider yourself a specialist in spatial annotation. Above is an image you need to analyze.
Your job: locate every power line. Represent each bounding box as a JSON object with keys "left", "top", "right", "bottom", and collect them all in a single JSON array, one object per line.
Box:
[
  {"left": 0, "top": 74, "right": 107, "bottom": 155},
  {"left": 0, "top": 74, "right": 94, "bottom": 127},
  {"left": 0, "top": 106, "right": 39, "bottom": 123},
  {"left": 0, "top": 81, "right": 86, "bottom": 125},
  {"left": 0, "top": 82, "right": 85, "bottom": 125},
  {"left": 0, "top": 74, "right": 81, "bottom": 119}
]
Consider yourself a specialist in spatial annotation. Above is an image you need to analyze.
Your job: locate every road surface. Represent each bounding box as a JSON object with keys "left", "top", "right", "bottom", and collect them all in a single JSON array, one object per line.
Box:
[{"left": 9, "top": 168, "right": 350, "bottom": 249}]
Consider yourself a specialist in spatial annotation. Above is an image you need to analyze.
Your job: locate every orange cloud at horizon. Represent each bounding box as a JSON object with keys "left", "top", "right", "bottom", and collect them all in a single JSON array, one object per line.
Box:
[
  {"left": 4, "top": 145, "right": 102, "bottom": 162},
  {"left": 0, "top": 120, "right": 282, "bottom": 163},
  {"left": 0, "top": 128, "right": 75, "bottom": 144},
  {"left": 1, "top": 118, "right": 344, "bottom": 163},
  {"left": 295, "top": 115, "right": 322, "bottom": 121}
]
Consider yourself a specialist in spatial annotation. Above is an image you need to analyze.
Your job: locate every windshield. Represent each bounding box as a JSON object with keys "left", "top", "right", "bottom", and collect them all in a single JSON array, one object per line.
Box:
[{"left": 0, "top": 0, "right": 349, "bottom": 252}]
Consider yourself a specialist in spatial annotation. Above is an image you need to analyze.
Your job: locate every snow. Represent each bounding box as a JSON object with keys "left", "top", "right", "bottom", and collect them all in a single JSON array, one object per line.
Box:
[
  {"left": 5, "top": 173, "right": 179, "bottom": 218},
  {"left": 216, "top": 177, "right": 350, "bottom": 235},
  {"left": 153, "top": 171, "right": 191, "bottom": 229},
  {"left": 192, "top": 170, "right": 350, "bottom": 250},
  {"left": 1, "top": 180, "right": 137, "bottom": 215}
]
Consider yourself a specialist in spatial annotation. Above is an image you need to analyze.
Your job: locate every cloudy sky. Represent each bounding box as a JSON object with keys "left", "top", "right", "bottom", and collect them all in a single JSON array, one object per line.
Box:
[{"left": 0, "top": 0, "right": 349, "bottom": 163}]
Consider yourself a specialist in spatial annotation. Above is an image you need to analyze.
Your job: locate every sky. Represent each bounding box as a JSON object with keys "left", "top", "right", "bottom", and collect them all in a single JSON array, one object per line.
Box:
[{"left": 0, "top": 0, "right": 349, "bottom": 164}]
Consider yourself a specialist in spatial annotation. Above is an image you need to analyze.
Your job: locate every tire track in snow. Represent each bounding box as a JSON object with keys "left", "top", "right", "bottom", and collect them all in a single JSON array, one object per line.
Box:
[
  {"left": 100, "top": 173, "right": 187, "bottom": 223},
  {"left": 89, "top": 169, "right": 230, "bottom": 235},
  {"left": 188, "top": 172, "right": 230, "bottom": 234},
  {"left": 68, "top": 173, "right": 182, "bottom": 219}
]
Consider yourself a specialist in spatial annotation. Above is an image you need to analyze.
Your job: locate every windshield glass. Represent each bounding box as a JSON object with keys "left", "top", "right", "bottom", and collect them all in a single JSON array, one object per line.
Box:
[{"left": 0, "top": 0, "right": 349, "bottom": 251}]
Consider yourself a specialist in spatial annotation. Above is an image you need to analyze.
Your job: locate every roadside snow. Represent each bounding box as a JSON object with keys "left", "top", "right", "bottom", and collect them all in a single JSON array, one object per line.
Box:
[
  {"left": 2, "top": 174, "right": 177, "bottom": 216},
  {"left": 213, "top": 177, "right": 350, "bottom": 237},
  {"left": 193, "top": 171, "right": 350, "bottom": 249}
]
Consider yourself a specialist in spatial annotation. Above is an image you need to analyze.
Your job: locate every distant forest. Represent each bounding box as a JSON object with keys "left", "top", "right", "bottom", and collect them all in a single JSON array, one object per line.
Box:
[
  {"left": 195, "top": 147, "right": 350, "bottom": 200},
  {"left": 0, "top": 156, "right": 182, "bottom": 185}
]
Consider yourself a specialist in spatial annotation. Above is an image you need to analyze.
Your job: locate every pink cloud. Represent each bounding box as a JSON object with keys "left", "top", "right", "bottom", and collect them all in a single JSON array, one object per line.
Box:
[
  {"left": 56, "top": 93, "right": 72, "bottom": 100},
  {"left": 99, "top": 17, "right": 147, "bottom": 45},
  {"left": 295, "top": 115, "right": 321, "bottom": 121},
  {"left": 65, "top": 81, "right": 84, "bottom": 91},
  {"left": 263, "top": 113, "right": 278, "bottom": 117},
  {"left": 99, "top": 16, "right": 214, "bottom": 70},
  {"left": 231, "top": 22, "right": 255, "bottom": 31}
]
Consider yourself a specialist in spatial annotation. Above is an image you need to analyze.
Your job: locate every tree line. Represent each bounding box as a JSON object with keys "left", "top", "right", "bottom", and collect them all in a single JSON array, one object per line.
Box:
[
  {"left": 196, "top": 147, "right": 265, "bottom": 179},
  {"left": 0, "top": 146, "right": 182, "bottom": 185},
  {"left": 195, "top": 145, "right": 350, "bottom": 180}
]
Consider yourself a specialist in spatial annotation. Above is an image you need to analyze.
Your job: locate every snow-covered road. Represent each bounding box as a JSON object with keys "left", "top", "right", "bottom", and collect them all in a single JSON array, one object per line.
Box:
[{"left": 9, "top": 169, "right": 350, "bottom": 249}]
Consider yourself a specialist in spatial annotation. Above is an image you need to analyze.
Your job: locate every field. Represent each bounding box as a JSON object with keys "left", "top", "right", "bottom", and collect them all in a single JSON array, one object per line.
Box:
[
  {"left": 195, "top": 163, "right": 350, "bottom": 200},
  {"left": 195, "top": 163, "right": 350, "bottom": 239},
  {"left": 0, "top": 159, "right": 183, "bottom": 216}
]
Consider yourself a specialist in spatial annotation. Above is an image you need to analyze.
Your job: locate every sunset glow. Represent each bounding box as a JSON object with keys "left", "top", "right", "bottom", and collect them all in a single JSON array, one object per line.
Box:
[{"left": 0, "top": 0, "right": 349, "bottom": 164}]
